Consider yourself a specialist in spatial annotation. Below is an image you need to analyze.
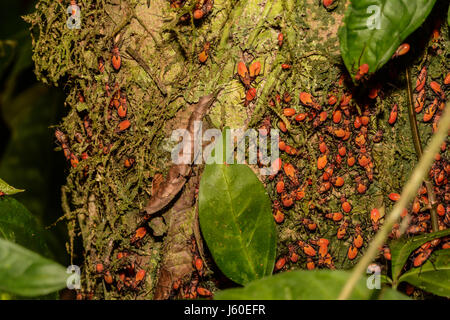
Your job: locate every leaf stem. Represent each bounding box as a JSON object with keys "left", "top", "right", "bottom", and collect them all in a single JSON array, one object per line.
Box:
[
  {"left": 405, "top": 68, "right": 439, "bottom": 232},
  {"left": 338, "top": 101, "right": 450, "bottom": 300}
]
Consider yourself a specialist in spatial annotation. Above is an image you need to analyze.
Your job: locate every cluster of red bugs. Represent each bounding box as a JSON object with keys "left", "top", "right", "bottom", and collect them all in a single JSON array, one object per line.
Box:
[
  {"left": 55, "top": 38, "right": 136, "bottom": 171},
  {"left": 262, "top": 26, "right": 449, "bottom": 272},
  {"left": 379, "top": 67, "right": 449, "bottom": 273},
  {"left": 235, "top": 60, "right": 262, "bottom": 107},
  {"left": 85, "top": 227, "right": 149, "bottom": 296},
  {"left": 274, "top": 238, "right": 336, "bottom": 272},
  {"left": 266, "top": 74, "right": 380, "bottom": 265},
  {"left": 170, "top": 238, "right": 213, "bottom": 299},
  {"left": 93, "top": 250, "right": 146, "bottom": 293},
  {"left": 108, "top": 85, "right": 133, "bottom": 135}
]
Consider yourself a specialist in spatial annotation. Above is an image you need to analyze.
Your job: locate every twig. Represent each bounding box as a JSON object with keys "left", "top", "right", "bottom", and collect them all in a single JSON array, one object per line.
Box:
[
  {"left": 338, "top": 101, "right": 450, "bottom": 300},
  {"left": 405, "top": 68, "right": 439, "bottom": 232},
  {"left": 126, "top": 48, "right": 168, "bottom": 96}
]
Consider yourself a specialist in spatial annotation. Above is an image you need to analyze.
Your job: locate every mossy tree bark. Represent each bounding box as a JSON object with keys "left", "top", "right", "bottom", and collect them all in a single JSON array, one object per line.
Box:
[{"left": 25, "top": 0, "right": 449, "bottom": 299}]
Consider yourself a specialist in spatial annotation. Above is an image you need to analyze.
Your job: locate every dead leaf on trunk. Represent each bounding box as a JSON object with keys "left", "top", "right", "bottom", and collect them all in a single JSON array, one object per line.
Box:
[{"left": 144, "top": 93, "right": 216, "bottom": 216}]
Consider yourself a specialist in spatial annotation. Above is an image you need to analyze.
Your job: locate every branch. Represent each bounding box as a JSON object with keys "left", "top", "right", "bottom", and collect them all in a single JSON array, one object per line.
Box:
[
  {"left": 126, "top": 48, "right": 168, "bottom": 96},
  {"left": 405, "top": 68, "right": 439, "bottom": 232}
]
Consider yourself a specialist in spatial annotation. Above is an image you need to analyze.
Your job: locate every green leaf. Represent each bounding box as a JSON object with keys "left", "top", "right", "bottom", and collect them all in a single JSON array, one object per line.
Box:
[
  {"left": 199, "top": 163, "right": 276, "bottom": 285},
  {"left": 0, "top": 238, "right": 67, "bottom": 297},
  {"left": 0, "top": 178, "right": 24, "bottom": 195},
  {"left": 390, "top": 228, "right": 450, "bottom": 282},
  {"left": 214, "top": 270, "right": 410, "bottom": 300},
  {"left": 398, "top": 250, "right": 450, "bottom": 298},
  {"left": 339, "top": 0, "right": 437, "bottom": 80},
  {"left": 0, "top": 197, "right": 51, "bottom": 257}
]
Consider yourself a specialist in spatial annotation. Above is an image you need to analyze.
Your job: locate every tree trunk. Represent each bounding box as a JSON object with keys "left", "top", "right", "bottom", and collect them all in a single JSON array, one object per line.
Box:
[{"left": 25, "top": 0, "right": 449, "bottom": 299}]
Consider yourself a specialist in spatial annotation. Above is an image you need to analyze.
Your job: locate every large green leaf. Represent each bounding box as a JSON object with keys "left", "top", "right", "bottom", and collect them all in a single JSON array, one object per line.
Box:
[
  {"left": 199, "top": 163, "right": 276, "bottom": 285},
  {"left": 0, "top": 197, "right": 51, "bottom": 257},
  {"left": 390, "top": 228, "right": 450, "bottom": 283},
  {"left": 339, "top": 0, "right": 437, "bottom": 80},
  {"left": 0, "top": 238, "right": 67, "bottom": 297},
  {"left": 398, "top": 250, "right": 450, "bottom": 298},
  {"left": 0, "top": 178, "right": 24, "bottom": 195},
  {"left": 215, "top": 270, "right": 410, "bottom": 300}
]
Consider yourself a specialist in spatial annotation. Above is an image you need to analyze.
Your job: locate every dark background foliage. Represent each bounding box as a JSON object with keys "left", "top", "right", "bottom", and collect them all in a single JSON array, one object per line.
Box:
[{"left": 0, "top": 0, "right": 68, "bottom": 264}]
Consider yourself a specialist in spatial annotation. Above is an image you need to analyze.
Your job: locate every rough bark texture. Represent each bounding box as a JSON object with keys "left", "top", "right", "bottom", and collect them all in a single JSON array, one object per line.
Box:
[{"left": 25, "top": 0, "right": 449, "bottom": 299}]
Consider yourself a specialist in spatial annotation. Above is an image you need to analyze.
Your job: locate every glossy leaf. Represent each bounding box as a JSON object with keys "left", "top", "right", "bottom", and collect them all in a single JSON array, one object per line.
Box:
[
  {"left": 390, "top": 228, "right": 450, "bottom": 282},
  {"left": 0, "top": 197, "right": 50, "bottom": 257},
  {"left": 339, "top": 0, "right": 437, "bottom": 80},
  {"left": 398, "top": 250, "right": 450, "bottom": 298},
  {"left": 215, "top": 270, "right": 410, "bottom": 300},
  {"left": 0, "top": 238, "right": 67, "bottom": 297},
  {"left": 0, "top": 178, "right": 24, "bottom": 195},
  {"left": 199, "top": 163, "right": 276, "bottom": 285}
]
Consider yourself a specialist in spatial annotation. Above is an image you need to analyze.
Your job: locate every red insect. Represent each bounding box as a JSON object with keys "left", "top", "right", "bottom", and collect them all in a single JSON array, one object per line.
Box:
[
  {"left": 96, "top": 263, "right": 104, "bottom": 273},
  {"left": 116, "top": 119, "right": 131, "bottom": 132},
  {"left": 281, "top": 63, "right": 291, "bottom": 70},
  {"left": 111, "top": 45, "right": 121, "bottom": 71},
  {"left": 117, "top": 104, "right": 127, "bottom": 118},
  {"left": 370, "top": 208, "right": 381, "bottom": 231},
  {"left": 124, "top": 158, "right": 135, "bottom": 168},
  {"left": 415, "top": 67, "right": 427, "bottom": 92},
  {"left": 317, "top": 154, "right": 327, "bottom": 170},
  {"left": 388, "top": 193, "right": 400, "bottom": 201},
  {"left": 283, "top": 108, "right": 296, "bottom": 117},
  {"left": 197, "top": 287, "right": 212, "bottom": 297},
  {"left": 323, "top": 0, "right": 334, "bottom": 8},
  {"left": 353, "top": 225, "right": 363, "bottom": 249},
  {"left": 328, "top": 95, "right": 337, "bottom": 105},
  {"left": 388, "top": 104, "right": 398, "bottom": 125},
  {"left": 273, "top": 209, "right": 284, "bottom": 224},
  {"left": 104, "top": 271, "right": 113, "bottom": 284},
  {"left": 278, "top": 33, "right": 283, "bottom": 47},
  {"left": 348, "top": 245, "right": 358, "bottom": 260},
  {"left": 354, "top": 63, "right": 369, "bottom": 81},
  {"left": 244, "top": 87, "right": 257, "bottom": 106},
  {"left": 249, "top": 61, "right": 261, "bottom": 78},
  {"left": 276, "top": 180, "right": 285, "bottom": 194},
  {"left": 306, "top": 257, "right": 315, "bottom": 270},
  {"left": 198, "top": 42, "right": 210, "bottom": 63},
  {"left": 298, "top": 240, "right": 317, "bottom": 257},
  {"left": 341, "top": 197, "right": 352, "bottom": 213},
  {"left": 325, "top": 212, "right": 343, "bottom": 222},
  {"left": 423, "top": 98, "right": 438, "bottom": 122},
  {"left": 98, "top": 57, "right": 105, "bottom": 73},
  {"left": 337, "top": 221, "right": 348, "bottom": 239},
  {"left": 193, "top": 9, "right": 204, "bottom": 19},
  {"left": 445, "top": 72, "right": 450, "bottom": 85},
  {"left": 295, "top": 113, "right": 307, "bottom": 122},
  {"left": 415, "top": 89, "right": 426, "bottom": 113},
  {"left": 70, "top": 153, "right": 79, "bottom": 168},
  {"left": 392, "top": 43, "right": 410, "bottom": 58},
  {"left": 275, "top": 257, "right": 286, "bottom": 271},
  {"left": 430, "top": 81, "right": 444, "bottom": 99},
  {"left": 237, "top": 61, "right": 251, "bottom": 88},
  {"left": 332, "top": 109, "right": 342, "bottom": 124},
  {"left": 131, "top": 227, "right": 147, "bottom": 243}
]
